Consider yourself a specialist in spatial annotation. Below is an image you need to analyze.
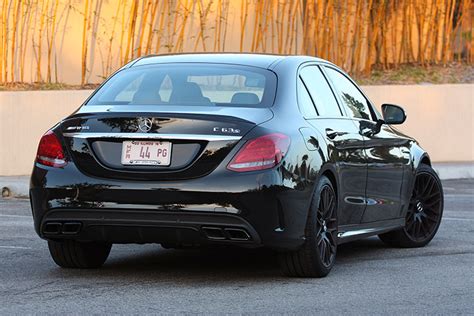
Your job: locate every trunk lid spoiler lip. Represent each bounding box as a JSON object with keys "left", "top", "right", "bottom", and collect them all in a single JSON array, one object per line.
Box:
[
  {"left": 71, "top": 105, "right": 274, "bottom": 125},
  {"left": 62, "top": 132, "right": 242, "bottom": 142}
]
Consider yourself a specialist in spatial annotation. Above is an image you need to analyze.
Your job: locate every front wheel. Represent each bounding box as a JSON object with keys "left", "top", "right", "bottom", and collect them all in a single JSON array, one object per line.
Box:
[
  {"left": 278, "top": 175, "right": 338, "bottom": 277},
  {"left": 48, "top": 240, "right": 112, "bottom": 268},
  {"left": 379, "top": 164, "right": 444, "bottom": 248}
]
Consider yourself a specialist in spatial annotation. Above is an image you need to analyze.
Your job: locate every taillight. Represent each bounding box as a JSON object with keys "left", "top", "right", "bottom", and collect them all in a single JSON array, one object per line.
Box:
[
  {"left": 227, "top": 133, "right": 290, "bottom": 172},
  {"left": 36, "top": 131, "right": 67, "bottom": 167}
]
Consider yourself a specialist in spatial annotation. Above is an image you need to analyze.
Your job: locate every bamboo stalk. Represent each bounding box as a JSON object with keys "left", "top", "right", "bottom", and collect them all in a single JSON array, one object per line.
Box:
[
  {"left": 1, "top": 0, "right": 11, "bottom": 82},
  {"left": 144, "top": 0, "right": 159, "bottom": 54},
  {"left": 86, "top": 0, "right": 102, "bottom": 82},
  {"left": 135, "top": 0, "right": 151, "bottom": 57},
  {"left": 119, "top": 0, "right": 128, "bottom": 65},
  {"left": 123, "top": 0, "right": 138, "bottom": 62},
  {"left": 36, "top": 0, "right": 48, "bottom": 82},
  {"left": 80, "top": 0, "right": 90, "bottom": 85},
  {"left": 105, "top": 0, "right": 122, "bottom": 75},
  {"left": 239, "top": 0, "right": 248, "bottom": 52},
  {"left": 175, "top": 0, "right": 192, "bottom": 53},
  {"left": 221, "top": 0, "right": 230, "bottom": 51},
  {"left": 0, "top": 1, "right": 4, "bottom": 83},
  {"left": 46, "top": 0, "right": 59, "bottom": 83},
  {"left": 10, "top": 0, "right": 21, "bottom": 82}
]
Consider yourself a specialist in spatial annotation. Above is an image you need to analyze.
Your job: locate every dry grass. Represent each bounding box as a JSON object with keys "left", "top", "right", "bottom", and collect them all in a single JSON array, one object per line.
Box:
[
  {"left": 354, "top": 62, "right": 474, "bottom": 85},
  {"left": 0, "top": 82, "right": 99, "bottom": 91}
]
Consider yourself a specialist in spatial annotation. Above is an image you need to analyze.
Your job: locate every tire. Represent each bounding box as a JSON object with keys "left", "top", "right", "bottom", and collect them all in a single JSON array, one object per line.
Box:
[
  {"left": 379, "top": 164, "right": 444, "bottom": 248},
  {"left": 278, "top": 175, "right": 338, "bottom": 277},
  {"left": 48, "top": 240, "right": 112, "bottom": 268}
]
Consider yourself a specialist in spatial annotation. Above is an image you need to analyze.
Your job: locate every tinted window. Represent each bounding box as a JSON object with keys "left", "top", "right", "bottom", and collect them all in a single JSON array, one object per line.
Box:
[
  {"left": 324, "top": 67, "right": 374, "bottom": 120},
  {"left": 297, "top": 78, "right": 318, "bottom": 118},
  {"left": 299, "top": 66, "right": 342, "bottom": 117},
  {"left": 87, "top": 64, "right": 276, "bottom": 108}
]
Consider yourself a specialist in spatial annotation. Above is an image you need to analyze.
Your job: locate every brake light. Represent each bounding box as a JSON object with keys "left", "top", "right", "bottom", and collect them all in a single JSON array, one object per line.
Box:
[
  {"left": 36, "top": 131, "right": 67, "bottom": 167},
  {"left": 227, "top": 133, "right": 290, "bottom": 172}
]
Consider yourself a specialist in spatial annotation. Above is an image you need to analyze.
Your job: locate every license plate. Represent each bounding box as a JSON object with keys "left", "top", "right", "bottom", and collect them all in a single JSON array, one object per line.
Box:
[{"left": 121, "top": 140, "right": 172, "bottom": 166}]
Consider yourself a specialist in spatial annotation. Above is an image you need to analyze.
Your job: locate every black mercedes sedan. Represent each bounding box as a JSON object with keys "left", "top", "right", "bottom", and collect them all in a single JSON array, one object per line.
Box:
[{"left": 30, "top": 54, "right": 443, "bottom": 277}]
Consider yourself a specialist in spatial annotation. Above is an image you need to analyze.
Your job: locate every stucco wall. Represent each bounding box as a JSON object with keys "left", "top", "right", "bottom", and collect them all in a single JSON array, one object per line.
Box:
[{"left": 0, "top": 84, "right": 472, "bottom": 176}]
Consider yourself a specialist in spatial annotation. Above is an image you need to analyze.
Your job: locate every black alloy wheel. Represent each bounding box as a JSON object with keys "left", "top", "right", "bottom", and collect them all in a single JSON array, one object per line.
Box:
[
  {"left": 379, "top": 164, "right": 444, "bottom": 248},
  {"left": 316, "top": 185, "right": 338, "bottom": 267},
  {"left": 279, "top": 175, "right": 338, "bottom": 277},
  {"left": 405, "top": 171, "right": 443, "bottom": 241}
]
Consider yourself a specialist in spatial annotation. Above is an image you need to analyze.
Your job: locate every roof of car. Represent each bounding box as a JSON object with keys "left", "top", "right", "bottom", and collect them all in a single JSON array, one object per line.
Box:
[{"left": 130, "top": 53, "right": 326, "bottom": 69}]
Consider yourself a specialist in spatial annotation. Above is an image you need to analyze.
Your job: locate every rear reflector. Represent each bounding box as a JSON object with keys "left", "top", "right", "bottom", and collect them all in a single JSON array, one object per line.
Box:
[
  {"left": 227, "top": 133, "right": 290, "bottom": 172},
  {"left": 36, "top": 131, "right": 67, "bottom": 168}
]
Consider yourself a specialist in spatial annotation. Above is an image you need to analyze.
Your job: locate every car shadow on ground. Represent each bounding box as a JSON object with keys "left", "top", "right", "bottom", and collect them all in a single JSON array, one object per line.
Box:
[{"left": 46, "top": 237, "right": 394, "bottom": 280}]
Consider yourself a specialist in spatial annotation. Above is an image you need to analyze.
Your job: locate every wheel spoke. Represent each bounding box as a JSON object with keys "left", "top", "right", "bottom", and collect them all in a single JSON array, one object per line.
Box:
[
  {"left": 322, "top": 189, "right": 330, "bottom": 217},
  {"left": 424, "top": 213, "right": 439, "bottom": 223},
  {"left": 319, "top": 238, "right": 326, "bottom": 259},
  {"left": 315, "top": 184, "right": 338, "bottom": 267},
  {"left": 414, "top": 221, "right": 421, "bottom": 238},
  {"left": 425, "top": 197, "right": 441, "bottom": 206},
  {"left": 406, "top": 218, "right": 415, "bottom": 232},
  {"left": 327, "top": 231, "right": 337, "bottom": 249},
  {"left": 317, "top": 217, "right": 324, "bottom": 226},
  {"left": 324, "top": 240, "right": 331, "bottom": 264},
  {"left": 419, "top": 219, "right": 428, "bottom": 237},
  {"left": 320, "top": 189, "right": 327, "bottom": 211},
  {"left": 425, "top": 191, "right": 441, "bottom": 202},
  {"left": 426, "top": 178, "right": 436, "bottom": 196},
  {"left": 327, "top": 217, "right": 337, "bottom": 224},
  {"left": 316, "top": 232, "right": 324, "bottom": 246},
  {"left": 422, "top": 177, "right": 434, "bottom": 197},
  {"left": 327, "top": 194, "right": 334, "bottom": 216}
]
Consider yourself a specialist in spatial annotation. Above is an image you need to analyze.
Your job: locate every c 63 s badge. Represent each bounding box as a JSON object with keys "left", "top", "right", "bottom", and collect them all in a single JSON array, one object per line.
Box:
[{"left": 213, "top": 127, "right": 241, "bottom": 134}]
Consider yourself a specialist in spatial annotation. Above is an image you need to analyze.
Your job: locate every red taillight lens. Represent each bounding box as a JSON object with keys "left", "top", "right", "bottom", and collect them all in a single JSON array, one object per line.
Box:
[
  {"left": 36, "top": 131, "right": 67, "bottom": 167},
  {"left": 227, "top": 133, "right": 290, "bottom": 172}
]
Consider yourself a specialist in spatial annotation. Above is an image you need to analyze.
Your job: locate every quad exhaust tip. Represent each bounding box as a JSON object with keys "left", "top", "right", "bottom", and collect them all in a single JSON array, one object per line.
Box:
[
  {"left": 201, "top": 226, "right": 251, "bottom": 241},
  {"left": 43, "top": 222, "right": 82, "bottom": 235}
]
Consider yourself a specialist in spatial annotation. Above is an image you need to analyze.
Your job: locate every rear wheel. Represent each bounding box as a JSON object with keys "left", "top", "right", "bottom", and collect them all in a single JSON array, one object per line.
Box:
[
  {"left": 379, "top": 164, "right": 443, "bottom": 247},
  {"left": 48, "top": 240, "right": 112, "bottom": 268},
  {"left": 278, "top": 176, "right": 338, "bottom": 277}
]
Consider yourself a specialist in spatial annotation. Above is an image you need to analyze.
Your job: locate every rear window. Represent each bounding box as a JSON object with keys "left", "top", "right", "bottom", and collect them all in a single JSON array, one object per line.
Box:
[{"left": 86, "top": 64, "right": 277, "bottom": 108}]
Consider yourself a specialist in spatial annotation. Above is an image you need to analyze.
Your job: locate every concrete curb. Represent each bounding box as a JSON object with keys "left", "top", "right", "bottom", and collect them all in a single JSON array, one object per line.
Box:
[
  {"left": 1, "top": 176, "right": 29, "bottom": 199},
  {"left": 433, "top": 162, "right": 474, "bottom": 180},
  {"left": 1, "top": 162, "right": 472, "bottom": 199}
]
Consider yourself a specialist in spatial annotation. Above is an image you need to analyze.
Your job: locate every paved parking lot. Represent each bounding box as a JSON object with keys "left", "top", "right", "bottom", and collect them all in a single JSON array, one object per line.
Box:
[{"left": 0, "top": 179, "right": 473, "bottom": 314}]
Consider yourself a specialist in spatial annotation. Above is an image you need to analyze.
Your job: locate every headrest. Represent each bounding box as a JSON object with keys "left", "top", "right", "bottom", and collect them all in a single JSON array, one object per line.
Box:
[
  {"left": 231, "top": 92, "right": 260, "bottom": 104},
  {"left": 169, "top": 82, "right": 205, "bottom": 103},
  {"left": 132, "top": 90, "right": 162, "bottom": 104}
]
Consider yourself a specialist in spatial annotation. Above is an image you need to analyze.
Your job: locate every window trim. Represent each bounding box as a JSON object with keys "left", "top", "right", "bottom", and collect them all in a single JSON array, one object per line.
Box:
[
  {"left": 297, "top": 63, "right": 344, "bottom": 119},
  {"left": 321, "top": 65, "right": 380, "bottom": 122},
  {"left": 296, "top": 75, "right": 319, "bottom": 119}
]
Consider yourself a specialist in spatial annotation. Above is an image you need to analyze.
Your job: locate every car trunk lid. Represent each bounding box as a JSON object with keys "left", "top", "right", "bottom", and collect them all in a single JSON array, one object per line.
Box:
[{"left": 60, "top": 106, "right": 273, "bottom": 180}]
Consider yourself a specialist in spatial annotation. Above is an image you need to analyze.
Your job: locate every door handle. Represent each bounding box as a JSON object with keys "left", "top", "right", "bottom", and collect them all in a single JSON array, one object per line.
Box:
[{"left": 325, "top": 128, "right": 346, "bottom": 139}]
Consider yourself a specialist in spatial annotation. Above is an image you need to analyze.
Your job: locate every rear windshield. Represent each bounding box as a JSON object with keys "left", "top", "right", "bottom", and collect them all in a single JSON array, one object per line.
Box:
[{"left": 86, "top": 63, "right": 277, "bottom": 108}]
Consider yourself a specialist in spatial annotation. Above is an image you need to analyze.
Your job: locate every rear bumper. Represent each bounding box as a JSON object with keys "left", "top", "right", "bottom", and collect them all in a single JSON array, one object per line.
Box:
[
  {"left": 39, "top": 209, "right": 261, "bottom": 247},
  {"left": 30, "top": 161, "right": 313, "bottom": 250}
]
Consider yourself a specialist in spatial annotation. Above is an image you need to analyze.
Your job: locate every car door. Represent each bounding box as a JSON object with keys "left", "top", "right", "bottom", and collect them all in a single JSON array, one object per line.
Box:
[
  {"left": 323, "top": 66, "right": 407, "bottom": 222},
  {"left": 298, "top": 65, "right": 367, "bottom": 226}
]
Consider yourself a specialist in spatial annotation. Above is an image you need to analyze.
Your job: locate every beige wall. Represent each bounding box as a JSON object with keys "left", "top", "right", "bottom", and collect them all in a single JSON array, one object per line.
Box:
[
  {"left": 364, "top": 84, "right": 474, "bottom": 162},
  {"left": 0, "top": 84, "right": 472, "bottom": 176}
]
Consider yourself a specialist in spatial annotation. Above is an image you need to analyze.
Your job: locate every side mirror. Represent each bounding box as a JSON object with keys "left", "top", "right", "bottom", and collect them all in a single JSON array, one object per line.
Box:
[{"left": 381, "top": 104, "right": 407, "bottom": 125}]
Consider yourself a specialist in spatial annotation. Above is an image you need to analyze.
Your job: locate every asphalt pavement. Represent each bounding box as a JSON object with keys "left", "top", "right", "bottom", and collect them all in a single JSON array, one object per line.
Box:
[{"left": 0, "top": 179, "right": 473, "bottom": 314}]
